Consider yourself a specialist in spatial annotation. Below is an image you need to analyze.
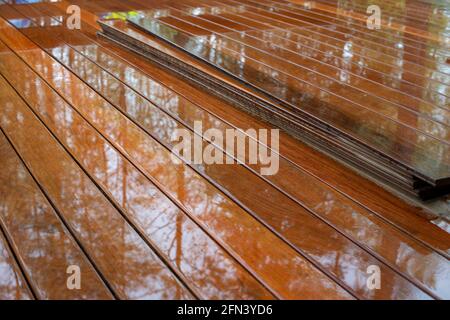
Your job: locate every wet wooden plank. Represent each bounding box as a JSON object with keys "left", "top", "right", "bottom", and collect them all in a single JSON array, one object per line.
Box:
[
  {"left": 0, "top": 16, "right": 353, "bottom": 300},
  {"left": 287, "top": 0, "right": 448, "bottom": 39},
  {"left": 0, "top": 129, "right": 114, "bottom": 299},
  {"left": 64, "top": 45, "right": 441, "bottom": 299},
  {"left": 138, "top": 5, "right": 450, "bottom": 195},
  {"left": 81, "top": 0, "right": 450, "bottom": 108},
  {"left": 10, "top": 3, "right": 450, "bottom": 299},
  {"left": 0, "top": 30, "right": 275, "bottom": 301},
  {"left": 24, "top": 22, "right": 438, "bottom": 299},
  {"left": 209, "top": 0, "right": 449, "bottom": 73},
  {"left": 0, "top": 0, "right": 443, "bottom": 300},
  {"left": 0, "top": 225, "right": 33, "bottom": 300},
  {"left": 263, "top": 0, "right": 437, "bottom": 41},
  {"left": 69, "top": 12, "right": 450, "bottom": 257},
  {"left": 313, "top": 0, "right": 436, "bottom": 20},
  {"left": 54, "top": 0, "right": 450, "bottom": 95},
  {"left": 100, "top": 0, "right": 450, "bottom": 240},
  {"left": 276, "top": 0, "right": 445, "bottom": 34},
  {"left": 113, "top": 40, "right": 450, "bottom": 256},
  {"left": 67, "top": 9, "right": 450, "bottom": 253},
  {"left": 138, "top": 12, "right": 450, "bottom": 145},
  {"left": 69, "top": 37, "right": 450, "bottom": 299},
  {"left": 101, "top": 1, "right": 446, "bottom": 85},
  {"left": 155, "top": 6, "right": 450, "bottom": 139},
  {"left": 169, "top": 0, "right": 450, "bottom": 111},
  {"left": 98, "top": 21, "right": 429, "bottom": 194},
  {"left": 175, "top": 0, "right": 450, "bottom": 93},
  {"left": 56, "top": 0, "right": 449, "bottom": 254},
  {"left": 222, "top": 0, "right": 444, "bottom": 56},
  {"left": 0, "top": 69, "right": 194, "bottom": 300},
  {"left": 103, "top": 11, "right": 445, "bottom": 195}
]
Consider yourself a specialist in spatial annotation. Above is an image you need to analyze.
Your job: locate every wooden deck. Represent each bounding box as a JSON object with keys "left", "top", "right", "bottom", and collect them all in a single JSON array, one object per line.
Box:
[{"left": 0, "top": 0, "right": 449, "bottom": 300}]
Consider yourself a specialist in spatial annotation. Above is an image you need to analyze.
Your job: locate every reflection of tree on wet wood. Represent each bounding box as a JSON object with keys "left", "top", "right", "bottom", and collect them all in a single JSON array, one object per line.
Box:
[
  {"left": 102, "top": 0, "right": 450, "bottom": 199},
  {"left": 0, "top": 0, "right": 449, "bottom": 301}
]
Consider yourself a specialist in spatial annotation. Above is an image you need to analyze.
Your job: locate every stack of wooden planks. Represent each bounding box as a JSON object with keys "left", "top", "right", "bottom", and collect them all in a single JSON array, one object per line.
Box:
[
  {"left": 98, "top": 0, "right": 450, "bottom": 200},
  {"left": 0, "top": 0, "right": 449, "bottom": 300}
]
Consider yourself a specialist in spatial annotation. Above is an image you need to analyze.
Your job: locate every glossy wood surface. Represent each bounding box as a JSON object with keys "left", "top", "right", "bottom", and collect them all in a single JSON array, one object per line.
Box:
[
  {"left": 174, "top": 0, "right": 450, "bottom": 112},
  {"left": 33, "top": 16, "right": 450, "bottom": 299},
  {"left": 72, "top": 0, "right": 450, "bottom": 245},
  {"left": 0, "top": 127, "right": 113, "bottom": 299},
  {"left": 21, "top": 0, "right": 446, "bottom": 298},
  {"left": 148, "top": 4, "right": 450, "bottom": 147},
  {"left": 90, "top": 0, "right": 450, "bottom": 191},
  {"left": 0, "top": 204, "right": 33, "bottom": 299},
  {"left": 73, "top": 15, "right": 450, "bottom": 256},
  {"left": 16, "top": 12, "right": 442, "bottom": 299},
  {"left": 0, "top": 0, "right": 449, "bottom": 300},
  {"left": 289, "top": 0, "right": 448, "bottom": 42},
  {"left": 219, "top": 0, "right": 447, "bottom": 65},
  {"left": 259, "top": 0, "right": 444, "bottom": 45},
  {"left": 0, "top": 22, "right": 274, "bottom": 300},
  {"left": 0, "top": 42, "right": 194, "bottom": 299},
  {"left": 0, "top": 16, "right": 354, "bottom": 300},
  {"left": 96, "top": 17, "right": 437, "bottom": 198},
  {"left": 125, "top": 7, "right": 450, "bottom": 183}
]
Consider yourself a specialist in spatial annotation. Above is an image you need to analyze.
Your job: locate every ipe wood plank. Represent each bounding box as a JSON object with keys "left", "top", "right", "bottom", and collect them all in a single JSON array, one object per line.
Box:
[
  {"left": 257, "top": 0, "right": 447, "bottom": 46},
  {"left": 154, "top": 6, "right": 450, "bottom": 139},
  {"left": 223, "top": 0, "right": 444, "bottom": 59},
  {"left": 258, "top": 0, "right": 437, "bottom": 43},
  {"left": 7, "top": 3, "right": 449, "bottom": 299},
  {"left": 278, "top": 0, "right": 446, "bottom": 38},
  {"left": 0, "top": 31, "right": 274, "bottom": 300},
  {"left": 60, "top": 3, "right": 450, "bottom": 257},
  {"left": 64, "top": 0, "right": 447, "bottom": 218},
  {"left": 23, "top": 24, "right": 436, "bottom": 299},
  {"left": 70, "top": 44, "right": 449, "bottom": 299},
  {"left": 287, "top": 0, "right": 447, "bottom": 38},
  {"left": 1, "top": 0, "right": 448, "bottom": 300},
  {"left": 124, "top": 1, "right": 450, "bottom": 195},
  {"left": 67, "top": 1, "right": 450, "bottom": 90},
  {"left": 168, "top": 0, "right": 450, "bottom": 113},
  {"left": 53, "top": 0, "right": 450, "bottom": 102},
  {"left": 0, "top": 220, "right": 33, "bottom": 300},
  {"left": 72, "top": 36, "right": 450, "bottom": 245},
  {"left": 0, "top": 68, "right": 194, "bottom": 300},
  {"left": 88, "top": 13, "right": 448, "bottom": 234},
  {"left": 133, "top": 13, "right": 450, "bottom": 154},
  {"left": 0, "top": 17, "right": 354, "bottom": 300},
  {"left": 97, "top": 20, "right": 417, "bottom": 194},
  {"left": 307, "top": 0, "right": 430, "bottom": 20},
  {"left": 107, "top": 13, "right": 445, "bottom": 196},
  {"left": 64, "top": 45, "right": 442, "bottom": 299},
  {"left": 0, "top": 128, "right": 113, "bottom": 299},
  {"left": 204, "top": 7, "right": 450, "bottom": 92},
  {"left": 207, "top": 0, "right": 449, "bottom": 75},
  {"left": 122, "top": 45, "right": 450, "bottom": 254}
]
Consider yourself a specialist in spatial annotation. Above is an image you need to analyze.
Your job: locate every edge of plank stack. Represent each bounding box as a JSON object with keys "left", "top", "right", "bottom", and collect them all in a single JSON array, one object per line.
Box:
[{"left": 97, "top": 11, "right": 450, "bottom": 201}]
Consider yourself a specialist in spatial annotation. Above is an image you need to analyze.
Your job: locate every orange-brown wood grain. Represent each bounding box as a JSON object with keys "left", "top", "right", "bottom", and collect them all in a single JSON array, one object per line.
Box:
[
  {"left": 0, "top": 128, "right": 114, "bottom": 299},
  {"left": 286, "top": 0, "right": 445, "bottom": 43},
  {"left": 0, "top": 216, "right": 33, "bottom": 300},
  {"left": 8, "top": 2, "right": 450, "bottom": 299},
  {"left": 0, "top": 0, "right": 448, "bottom": 300},
  {"left": 0, "top": 19, "right": 353, "bottom": 300},
  {"left": 125, "top": 13, "right": 450, "bottom": 177},
  {"left": 0, "top": 69, "right": 194, "bottom": 300},
  {"left": 0, "top": 29, "right": 275, "bottom": 300}
]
